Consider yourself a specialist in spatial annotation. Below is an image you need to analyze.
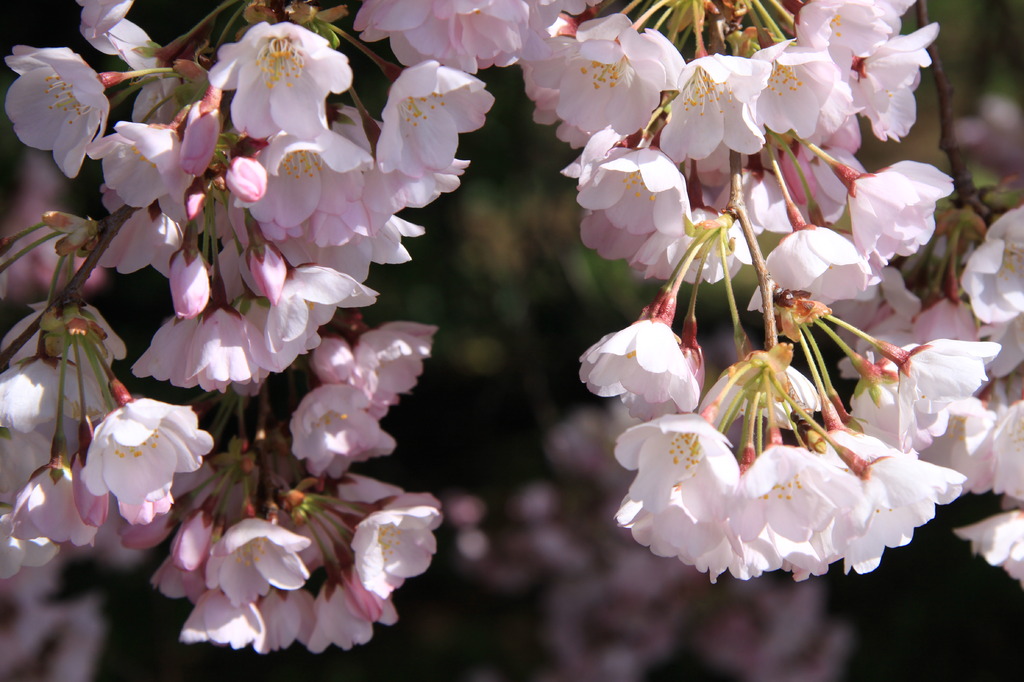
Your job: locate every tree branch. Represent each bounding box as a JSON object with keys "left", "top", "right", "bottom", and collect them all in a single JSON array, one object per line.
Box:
[
  {"left": 726, "top": 151, "right": 777, "bottom": 350},
  {"left": 916, "top": 0, "right": 990, "bottom": 220}
]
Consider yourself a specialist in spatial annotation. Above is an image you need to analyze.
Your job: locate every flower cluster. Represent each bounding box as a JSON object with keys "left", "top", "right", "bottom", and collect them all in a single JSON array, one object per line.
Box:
[
  {"left": 0, "top": 0, "right": 469, "bottom": 654},
  {"left": 548, "top": 0, "right": 1024, "bottom": 585}
]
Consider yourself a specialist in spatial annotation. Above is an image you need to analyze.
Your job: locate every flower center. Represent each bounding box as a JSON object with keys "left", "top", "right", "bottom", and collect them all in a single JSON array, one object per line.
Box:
[
  {"left": 668, "top": 432, "right": 702, "bottom": 468},
  {"left": 680, "top": 67, "right": 727, "bottom": 114},
  {"left": 401, "top": 94, "right": 445, "bottom": 127},
  {"left": 377, "top": 523, "right": 402, "bottom": 560},
  {"left": 236, "top": 538, "right": 268, "bottom": 566},
  {"left": 258, "top": 37, "right": 304, "bottom": 89},
  {"left": 44, "top": 74, "right": 88, "bottom": 119},
  {"left": 281, "top": 150, "right": 323, "bottom": 179},
  {"left": 115, "top": 432, "right": 161, "bottom": 459},
  {"left": 767, "top": 63, "right": 803, "bottom": 96},
  {"left": 579, "top": 59, "right": 627, "bottom": 90}
]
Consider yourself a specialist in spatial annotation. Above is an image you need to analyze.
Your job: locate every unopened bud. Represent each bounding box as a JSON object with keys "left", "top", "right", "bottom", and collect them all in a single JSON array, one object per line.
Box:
[
  {"left": 180, "top": 105, "right": 221, "bottom": 175},
  {"left": 226, "top": 156, "right": 267, "bottom": 203}
]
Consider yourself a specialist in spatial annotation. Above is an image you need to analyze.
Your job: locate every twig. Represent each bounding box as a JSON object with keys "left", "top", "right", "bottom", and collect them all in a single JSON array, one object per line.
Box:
[
  {"left": 726, "top": 151, "right": 777, "bottom": 349},
  {"left": 0, "top": 205, "right": 137, "bottom": 369},
  {"left": 916, "top": 0, "right": 990, "bottom": 220}
]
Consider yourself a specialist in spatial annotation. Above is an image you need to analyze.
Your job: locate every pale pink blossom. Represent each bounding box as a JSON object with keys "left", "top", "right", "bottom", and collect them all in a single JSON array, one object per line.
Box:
[
  {"left": 352, "top": 493, "right": 442, "bottom": 598},
  {"left": 580, "top": 320, "right": 703, "bottom": 419},
  {"left": 751, "top": 42, "right": 855, "bottom": 140},
  {"left": 962, "top": 205, "right": 1024, "bottom": 323},
  {"left": 988, "top": 402, "right": 1024, "bottom": 499},
  {"left": 246, "top": 244, "right": 287, "bottom": 305},
  {"left": 955, "top": 510, "right": 1024, "bottom": 587},
  {"left": 0, "top": 358, "right": 106, "bottom": 433},
  {"left": 846, "top": 160, "right": 953, "bottom": 261},
  {"left": 4, "top": 46, "right": 109, "bottom": 177},
  {"left": 98, "top": 190, "right": 182, "bottom": 275},
  {"left": 660, "top": 54, "right": 771, "bottom": 162},
  {"left": 796, "top": 0, "right": 890, "bottom": 63},
  {"left": 87, "top": 122, "right": 191, "bottom": 221},
  {"left": 205, "top": 519, "right": 311, "bottom": 607},
  {"left": 615, "top": 414, "right": 738, "bottom": 517},
  {"left": 76, "top": 0, "right": 134, "bottom": 41},
  {"left": 531, "top": 15, "right": 684, "bottom": 136},
  {"left": 81, "top": 398, "right": 212, "bottom": 505},
  {"left": 850, "top": 24, "right": 938, "bottom": 141},
  {"left": 290, "top": 384, "right": 396, "bottom": 477},
  {"left": 731, "top": 445, "right": 861, "bottom": 545},
  {"left": 921, "top": 398, "right": 996, "bottom": 494},
  {"left": 171, "top": 510, "right": 213, "bottom": 572},
  {"left": 377, "top": 61, "right": 494, "bottom": 178},
  {"left": 248, "top": 128, "right": 373, "bottom": 230},
  {"left": 118, "top": 492, "right": 173, "bottom": 525},
  {"left": 208, "top": 21, "right": 353, "bottom": 140},
  {"left": 0, "top": 513, "right": 58, "bottom": 579},
  {"left": 0, "top": 428, "right": 49, "bottom": 495},
  {"left": 9, "top": 467, "right": 99, "bottom": 546},
  {"left": 259, "top": 588, "right": 315, "bottom": 652},
  {"left": 764, "top": 225, "right": 873, "bottom": 303},
  {"left": 306, "top": 583, "right": 392, "bottom": 652},
  {"left": 133, "top": 308, "right": 272, "bottom": 392},
  {"left": 180, "top": 589, "right": 266, "bottom": 650},
  {"left": 355, "top": 0, "right": 535, "bottom": 73},
  {"left": 573, "top": 144, "right": 691, "bottom": 238}
]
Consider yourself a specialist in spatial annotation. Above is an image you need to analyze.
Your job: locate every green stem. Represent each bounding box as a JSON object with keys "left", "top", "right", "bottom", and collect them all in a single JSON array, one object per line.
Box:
[
  {"left": 797, "top": 326, "right": 830, "bottom": 408},
  {"left": 819, "top": 315, "right": 880, "bottom": 355},
  {"left": 716, "top": 229, "right": 747, "bottom": 357},
  {"left": 0, "top": 233, "right": 60, "bottom": 277},
  {"left": 803, "top": 326, "right": 839, "bottom": 396},
  {"left": 80, "top": 340, "right": 116, "bottom": 411},
  {"left": 0, "top": 221, "right": 46, "bottom": 256},
  {"left": 215, "top": 0, "right": 248, "bottom": 47},
  {"left": 634, "top": 0, "right": 673, "bottom": 29}
]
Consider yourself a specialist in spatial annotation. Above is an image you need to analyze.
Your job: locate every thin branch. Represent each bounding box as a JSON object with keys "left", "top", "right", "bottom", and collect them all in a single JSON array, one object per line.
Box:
[
  {"left": 916, "top": 0, "right": 990, "bottom": 220},
  {"left": 0, "top": 205, "right": 137, "bottom": 369},
  {"left": 726, "top": 151, "right": 777, "bottom": 349}
]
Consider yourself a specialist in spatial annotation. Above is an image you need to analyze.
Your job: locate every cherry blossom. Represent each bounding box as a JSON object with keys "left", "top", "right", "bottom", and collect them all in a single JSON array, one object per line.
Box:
[
  {"left": 660, "top": 54, "right": 771, "bottom": 161},
  {"left": 205, "top": 519, "right": 312, "bottom": 607},
  {"left": 580, "top": 320, "right": 703, "bottom": 419},
  {"left": 4, "top": 46, "right": 109, "bottom": 177},
  {"left": 81, "top": 398, "right": 212, "bottom": 506},
  {"left": 377, "top": 60, "right": 494, "bottom": 178},
  {"left": 962, "top": 205, "right": 1024, "bottom": 323},
  {"left": 208, "top": 21, "right": 353, "bottom": 140},
  {"left": 352, "top": 493, "right": 442, "bottom": 599}
]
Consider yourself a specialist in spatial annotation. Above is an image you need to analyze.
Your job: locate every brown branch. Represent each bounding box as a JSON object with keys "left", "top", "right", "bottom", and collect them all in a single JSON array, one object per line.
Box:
[
  {"left": 916, "top": 0, "right": 991, "bottom": 220},
  {"left": 726, "top": 151, "right": 777, "bottom": 350},
  {"left": 0, "top": 204, "right": 137, "bottom": 369}
]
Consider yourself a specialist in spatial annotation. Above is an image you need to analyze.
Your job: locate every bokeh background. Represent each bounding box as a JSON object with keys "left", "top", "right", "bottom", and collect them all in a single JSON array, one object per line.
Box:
[{"left": 2, "top": 1, "right": 1024, "bottom": 680}]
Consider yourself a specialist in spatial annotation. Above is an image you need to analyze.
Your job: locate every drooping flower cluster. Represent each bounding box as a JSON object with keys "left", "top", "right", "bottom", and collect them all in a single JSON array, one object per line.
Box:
[
  {"left": 1, "top": 0, "right": 465, "bottom": 655},
  {"left": 545, "top": 0, "right": 1024, "bottom": 586}
]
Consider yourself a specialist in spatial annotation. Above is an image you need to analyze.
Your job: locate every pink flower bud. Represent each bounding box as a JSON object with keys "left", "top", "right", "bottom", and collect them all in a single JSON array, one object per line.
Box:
[
  {"left": 180, "top": 106, "right": 221, "bottom": 175},
  {"left": 169, "top": 251, "right": 210, "bottom": 319},
  {"left": 186, "top": 178, "right": 207, "bottom": 221},
  {"left": 72, "top": 457, "right": 108, "bottom": 528},
  {"left": 247, "top": 244, "right": 287, "bottom": 305},
  {"left": 226, "top": 156, "right": 267, "bottom": 202},
  {"left": 171, "top": 511, "right": 213, "bottom": 571}
]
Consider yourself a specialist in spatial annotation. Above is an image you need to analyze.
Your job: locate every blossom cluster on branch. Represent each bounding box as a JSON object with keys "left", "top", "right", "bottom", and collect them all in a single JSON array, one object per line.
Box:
[{"left": 1, "top": 0, "right": 1023, "bottom": 665}]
